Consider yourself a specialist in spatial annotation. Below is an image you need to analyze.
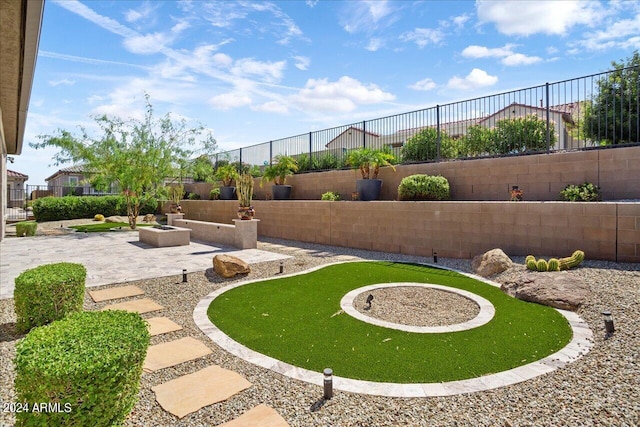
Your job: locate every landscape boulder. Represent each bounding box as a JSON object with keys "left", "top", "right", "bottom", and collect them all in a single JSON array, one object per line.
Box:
[
  {"left": 500, "top": 272, "right": 590, "bottom": 311},
  {"left": 213, "top": 254, "right": 250, "bottom": 278},
  {"left": 104, "top": 216, "right": 128, "bottom": 223},
  {"left": 471, "top": 249, "right": 513, "bottom": 277}
]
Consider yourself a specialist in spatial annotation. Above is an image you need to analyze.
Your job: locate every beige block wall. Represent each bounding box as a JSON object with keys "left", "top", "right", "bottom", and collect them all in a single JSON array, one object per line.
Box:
[{"left": 177, "top": 199, "right": 640, "bottom": 263}]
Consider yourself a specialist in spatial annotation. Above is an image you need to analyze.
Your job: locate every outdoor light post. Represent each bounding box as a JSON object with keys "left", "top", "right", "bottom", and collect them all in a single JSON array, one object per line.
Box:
[
  {"left": 323, "top": 368, "right": 333, "bottom": 400},
  {"left": 279, "top": 261, "right": 284, "bottom": 274},
  {"left": 182, "top": 269, "right": 187, "bottom": 283},
  {"left": 602, "top": 311, "right": 615, "bottom": 337},
  {"left": 433, "top": 251, "right": 438, "bottom": 263}
]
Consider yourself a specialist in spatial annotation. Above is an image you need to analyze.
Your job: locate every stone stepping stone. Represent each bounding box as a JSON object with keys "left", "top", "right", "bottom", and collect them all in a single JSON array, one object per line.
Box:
[
  {"left": 218, "top": 404, "right": 290, "bottom": 427},
  {"left": 143, "top": 337, "right": 212, "bottom": 373},
  {"left": 102, "top": 298, "right": 164, "bottom": 314},
  {"left": 89, "top": 285, "right": 145, "bottom": 302},
  {"left": 147, "top": 317, "right": 183, "bottom": 336},
  {"left": 152, "top": 365, "right": 252, "bottom": 419}
]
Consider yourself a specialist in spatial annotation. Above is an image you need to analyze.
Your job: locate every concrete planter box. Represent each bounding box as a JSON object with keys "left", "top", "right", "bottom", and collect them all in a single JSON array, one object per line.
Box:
[{"left": 139, "top": 225, "right": 191, "bottom": 247}]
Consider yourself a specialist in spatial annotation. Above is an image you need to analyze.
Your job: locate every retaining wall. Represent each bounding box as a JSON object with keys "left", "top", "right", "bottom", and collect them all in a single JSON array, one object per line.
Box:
[{"left": 174, "top": 200, "right": 640, "bottom": 263}]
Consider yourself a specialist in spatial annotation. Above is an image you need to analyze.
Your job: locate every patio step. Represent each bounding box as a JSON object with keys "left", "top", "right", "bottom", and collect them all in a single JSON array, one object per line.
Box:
[
  {"left": 89, "top": 285, "right": 145, "bottom": 302},
  {"left": 143, "top": 337, "right": 212, "bottom": 373},
  {"left": 218, "top": 404, "right": 290, "bottom": 427},
  {"left": 101, "top": 298, "right": 164, "bottom": 314},
  {"left": 147, "top": 316, "right": 183, "bottom": 336}
]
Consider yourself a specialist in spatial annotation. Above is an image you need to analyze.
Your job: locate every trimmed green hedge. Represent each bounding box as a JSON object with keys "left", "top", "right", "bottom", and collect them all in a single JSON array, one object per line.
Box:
[
  {"left": 32, "top": 196, "right": 158, "bottom": 222},
  {"left": 15, "top": 310, "right": 150, "bottom": 426},
  {"left": 398, "top": 174, "right": 450, "bottom": 201},
  {"left": 15, "top": 221, "right": 37, "bottom": 237},
  {"left": 14, "top": 263, "right": 86, "bottom": 334}
]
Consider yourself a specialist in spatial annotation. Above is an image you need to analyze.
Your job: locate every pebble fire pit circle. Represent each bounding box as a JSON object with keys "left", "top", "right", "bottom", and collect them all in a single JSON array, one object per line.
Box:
[{"left": 341, "top": 283, "right": 495, "bottom": 333}]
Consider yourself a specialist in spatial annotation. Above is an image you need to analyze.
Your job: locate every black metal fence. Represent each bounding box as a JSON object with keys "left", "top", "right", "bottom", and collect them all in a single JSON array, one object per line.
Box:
[{"left": 214, "top": 66, "right": 640, "bottom": 171}]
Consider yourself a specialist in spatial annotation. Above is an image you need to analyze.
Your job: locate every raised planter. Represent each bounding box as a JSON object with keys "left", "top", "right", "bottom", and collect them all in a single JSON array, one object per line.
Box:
[
  {"left": 219, "top": 186, "right": 236, "bottom": 200},
  {"left": 272, "top": 185, "right": 292, "bottom": 200},
  {"left": 356, "top": 179, "right": 382, "bottom": 201}
]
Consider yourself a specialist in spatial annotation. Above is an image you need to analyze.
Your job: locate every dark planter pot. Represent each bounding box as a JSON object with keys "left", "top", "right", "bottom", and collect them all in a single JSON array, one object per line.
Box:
[
  {"left": 219, "top": 186, "right": 236, "bottom": 200},
  {"left": 271, "top": 185, "right": 292, "bottom": 200},
  {"left": 356, "top": 179, "right": 383, "bottom": 201}
]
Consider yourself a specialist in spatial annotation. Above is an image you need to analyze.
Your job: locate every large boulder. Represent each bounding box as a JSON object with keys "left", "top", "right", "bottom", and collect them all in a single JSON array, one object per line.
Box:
[
  {"left": 213, "top": 254, "right": 250, "bottom": 278},
  {"left": 104, "top": 216, "right": 128, "bottom": 223},
  {"left": 500, "top": 272, "right": 591, "bottom": 311},
  {"left": 471, "top": 249, "right": 513, "bottom": 277}
]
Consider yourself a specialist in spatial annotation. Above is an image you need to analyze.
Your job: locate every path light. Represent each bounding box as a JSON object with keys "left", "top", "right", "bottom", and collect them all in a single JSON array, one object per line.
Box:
[
  {"left": 602, "top": 311, "right": 615, "bottom": 337},
  {"left": 433, "top": 251, "right": 438, "bottom": 263},
  {"left": 279, "top": 261, "right": 284, "bottom": 274},
  {"left": 365, "top": 294, "right": 374, "bottom": 310},
  {"left": 182, "top": 269, "right": 187, "bottom": 283},
  {"left": 323, "top": 368, "right": 333, "bottom": 399}
]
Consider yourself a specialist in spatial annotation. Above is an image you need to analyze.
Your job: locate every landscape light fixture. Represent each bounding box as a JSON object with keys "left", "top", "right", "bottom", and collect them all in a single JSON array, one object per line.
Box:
[
  {"left": 365, "top": 294, "right": 374, "bottom": 310},
  {"left": 433, "top": 251, "right": 438, "bottom": 263},
  {"left": 602, "top": 311, "right": 615, "bottom": 337},
  {"left": 182, "top": 269, "right": 187, "bottom": 283},
  {"left": 323, "top": 368, "right": 333, "bottom": 400},
  {"left": 279, "top": 261, "right": 284, "bottom": 274}
]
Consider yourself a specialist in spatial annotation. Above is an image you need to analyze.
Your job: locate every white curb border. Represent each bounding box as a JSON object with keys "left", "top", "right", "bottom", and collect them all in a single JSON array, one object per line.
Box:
[{"left": 194, "top": 260, "right": 593, "bottom": 397}]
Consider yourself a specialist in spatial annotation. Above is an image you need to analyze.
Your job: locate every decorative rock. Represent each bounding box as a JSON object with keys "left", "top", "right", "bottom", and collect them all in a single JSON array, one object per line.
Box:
[
  {"left": 500, "top": 272, "right": 591, "bottom": 311},
  {"left": 213, "top": 254, "right": 250, "bottom": 278},
  {"left": 104, "top": 215, "right": 128, "bottom": 223},
  {"left": 471, "top": 248, "right": 513, "bottom": 277},
  {"left": 143, "top": 214, "right": 157, "bottom": 223}
]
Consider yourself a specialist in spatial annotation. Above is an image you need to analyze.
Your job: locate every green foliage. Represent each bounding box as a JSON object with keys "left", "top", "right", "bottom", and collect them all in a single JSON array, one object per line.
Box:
[
  {"left": 526, "top": 257, "right": 538, "bottom": 271},
  {"left": 321, "top": 191, "right": 341, "bottom": 201},
  {"left": 401, "top": 128, "right": 456, "bottom": 162},
  {"left": 30, "top": 94, "right": 217, "bottom": 230},
  {"left": 559, "top": 250, "right": 585, "bottom": 270},
  {"left": 15, "top": 310, "right": 149, "bottom": 426},
  {"left": 318, "top": 152, "right": 341, "bottom": 170},
  {"left": 14, "top": 263, "right": 86, "bottom": 334},
  {"left": 525, "top": 251, "right": 585, "bottom": 272},
  {"left": 296, "top": 154, "right": 319, "bottom": 173},
  {"left": 583, "top": 51, "right": 640, "bottom": 145},
  {"left": 397, "top": 174, "right": 450, "bottom": 201},
  {"left": 262, "top": 155, "right": 299, "bottom": 185},
  {"left": 560, "top": 182, "right": 601, "bottom": 201},
  {"left": 346, "top": 148, "right": 396, "bottom": 179},
  {"left": 210, "top": 188, "right": 220, "bottom": 200},
  {"left": 191, "top": 155, "right": 215, "bottom": 182},
  {"left": 187, "top": 192, "right": 201, "bottom": 200},
  {"left": 548, "top": 258, "right": 560, "bottom": 271},
  {"left": 15, "top": 221, "right": 37, "bottom": 237},
  {"left": 93, "top": 214, "right": 105, "bottom": 221},
  {"left": 69, "top": 222, "right": 152, "bottom": 232},
  {"left": 237, "top": 173, "right": 254, "bottom": 207},
  {"left": 32, "top": 196, "right": 157, "bottom": 222},
  {"left": 458, "top": 125, "right": 499, "bottom": 157},
  {"left": 493, "top": 115, "right": 556, "bottom": 154},
  {"left": 536, "top": 259, "right": 549, "bottom": 272},
  {"left": 213, "top": 163, "right": 239, "bottom": 186}
]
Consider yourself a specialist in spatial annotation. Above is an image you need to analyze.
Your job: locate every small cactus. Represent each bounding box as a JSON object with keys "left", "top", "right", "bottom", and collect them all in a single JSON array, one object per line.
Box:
[
  {"left": 536, "top": 259, "right": 548, "bottom": 272},
  {"left": 548, "top": 258, "right": 560, "bottom": 271},
  {"left": 525, "top": 255, "right": 536, "bottom": 264},
  {"left": 559, "top": 250, "right": 585, "bottom": 270},
  {"left": 526, "top": 258, "right": 538, "bottom": 271}
]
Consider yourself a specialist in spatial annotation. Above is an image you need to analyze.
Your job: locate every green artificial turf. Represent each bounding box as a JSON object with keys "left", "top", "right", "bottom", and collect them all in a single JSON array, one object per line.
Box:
[
  {"left": 208, "top": 261, "right": 573, "bottom": 383},
  {"left": 69, "top": 223, "right": 153, "bottom": 232}
]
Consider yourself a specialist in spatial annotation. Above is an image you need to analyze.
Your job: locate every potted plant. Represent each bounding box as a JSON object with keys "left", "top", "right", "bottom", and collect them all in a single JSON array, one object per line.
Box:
[
  {"left": 167, "top": 184, "right": 184, "bottom": 213},
  {"left": 236, "top": 173, "right": 255, "bottom": 220},
  {"left": 214, "top": 164, "right": 240, "bottom": 200},
  {"left": 261, "top": 155, "right": 298, "bottom": 200},
  {"left": 346, "top": 148, "right": 396, "bottom": 201}
]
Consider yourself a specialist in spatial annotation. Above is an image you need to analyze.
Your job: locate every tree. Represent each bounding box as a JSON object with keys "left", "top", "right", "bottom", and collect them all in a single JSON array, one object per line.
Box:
[
  {"left": 493, "top": 115, "right": 555, "bottom": 154},
  {"left": 401, "top": 128, "right": 455, "bottom": 162},
  {"left": 583, "top": 51, "right": 640, "bottom": 145},
  {"left": 31, "top": 95, "right": 217, "bottom": 229}
]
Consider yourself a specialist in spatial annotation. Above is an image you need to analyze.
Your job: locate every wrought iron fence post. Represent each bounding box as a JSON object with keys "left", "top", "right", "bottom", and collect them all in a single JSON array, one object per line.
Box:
[
  {"left": 269, "top": 141, "right": 273, "bottom": 165},
  {"left": 239, "top": 148, "right": 243, "bottom": 172},
  {"left": 309, "top": 132, "right": 312, "bottom": 167},
  {"left": 545, "top": 82, "right": 550, "bottom": 153},
  {"left": 362, "top": 121, "right": 366, "bottom": 149},
  {"left": 436, "top": 104, "right": 441, "bottom": 161}
]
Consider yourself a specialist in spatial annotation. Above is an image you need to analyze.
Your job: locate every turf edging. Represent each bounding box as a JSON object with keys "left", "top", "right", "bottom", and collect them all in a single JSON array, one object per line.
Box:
[{"left": 206, "top": 261, "right": 574, "bottom": 383}]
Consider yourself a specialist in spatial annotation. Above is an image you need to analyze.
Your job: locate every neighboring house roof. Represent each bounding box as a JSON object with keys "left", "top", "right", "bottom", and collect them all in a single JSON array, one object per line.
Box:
[
  {"left": 479, "top": 103, "right": 574, "bottom": 126},
  {"left": 325, "top": 126, "right": 380, "bottom": 148},
  {"left": 7, "top": 169, "right": 28, "bottom": 180},
  {"left": 45, "top": 165, "right": 92, "bottom": 182}
]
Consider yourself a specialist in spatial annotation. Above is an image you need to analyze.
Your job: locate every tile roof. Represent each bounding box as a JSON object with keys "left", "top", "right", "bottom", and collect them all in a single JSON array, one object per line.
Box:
[{"left": 7, "top": 169, "right": 28, "bottom": 179}]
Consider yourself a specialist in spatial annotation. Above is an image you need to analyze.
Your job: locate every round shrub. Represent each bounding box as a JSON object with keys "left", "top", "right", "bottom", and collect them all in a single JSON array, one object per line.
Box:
[
  {"left": 397, "top": 174, "right": 450, "bottom": 201},
  {"left": 210, "top": 188, "right": 220, "bottom": 200},
  {"left": 560, "top": 182, "right": 601, "bottom": 202},
  {"left": 14, "top": 263, "right": 86, "bottom": 334},
  {"left": 15, "top": 221, "right": 37, "bottom": 237},
  {"left": 321, "top": 191, "right": 341, "bottom": 201},
  {"left": 94, "top": 214, "right": 105, "bottom": 221},
  {"left": 15, "top": 310, "right": 150, "bottom": 426}
]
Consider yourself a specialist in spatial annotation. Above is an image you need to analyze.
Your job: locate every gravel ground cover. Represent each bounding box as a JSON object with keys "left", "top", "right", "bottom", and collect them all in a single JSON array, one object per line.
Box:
[{"left": 1, "top": 221, "right": 639, "bottom": 426}]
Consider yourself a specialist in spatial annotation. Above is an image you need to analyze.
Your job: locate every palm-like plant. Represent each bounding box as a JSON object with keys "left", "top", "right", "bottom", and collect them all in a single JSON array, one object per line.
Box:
[
  {"left": 262, "top": 155, "right": 299, "bottom": 185},
  {"left": 213, "top": 164, "right": 240, "bottom": 187},
  {"left": 346, "top": 148, "right": 396, "bottom": 179}
]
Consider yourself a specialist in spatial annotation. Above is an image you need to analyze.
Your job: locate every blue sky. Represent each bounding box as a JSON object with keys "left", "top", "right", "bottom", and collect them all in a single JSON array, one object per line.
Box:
[{"left": 15, "top": 0, "right": 640, "bottom": 185}]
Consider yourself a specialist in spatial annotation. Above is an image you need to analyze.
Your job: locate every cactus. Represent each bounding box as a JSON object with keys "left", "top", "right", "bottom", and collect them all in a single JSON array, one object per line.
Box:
[
  {"left": 526, "top": 258, "right": 538, "bottom": 271},
  {"left": 236, "top": 173, "right": 254, "bottom": 207},
  {"left": 559, "top": 250, "right": 585, "bottom": 270},
  {"left": 536, "top": 259, "right": 548, "bottom": 272},
  {"left": 547, "top": 258, "right": 560, "bottom": 271},
  {"left": 525, "top": 255, "right": 536, "bottom": 264}
]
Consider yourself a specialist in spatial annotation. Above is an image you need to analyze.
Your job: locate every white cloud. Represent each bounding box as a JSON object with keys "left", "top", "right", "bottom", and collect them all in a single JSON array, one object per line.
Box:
[
  {"left": 447, "top": 68, "right": 498, "bottom": 90},
  {"left": 409, "top": 78, "right": 436, "bottom": 91},
  {"left": 575, "top": 12, "right": 640, "bottom": 51},
  {"left": 305, "top": 0, "right": 319, "bottom": 7},
  {"left": 476, "top": 0, "right": 602, "bottom": 36},
  {"left": 252, "top": 101, "right": 288, "bottom": 114},
  {"left": 366, "top": 38, "right": 384, "bottom": 52},
  {"left": 231, "top": 58, "right": 286, "bottom": 83},
  {"left": 502, "top": 53, "right": 542, "bottom": 66},
  {"left": 547, "top": 46, "right": 559, "bottom": 55},
  {"left": 124, "top": 2, "right": 158, "bottom": 23},
  {"left": 461, "top": 44, "right": 516, "bottom": 58},
  {"left": 49, "top": 79, "right": 76, "bottom": 87},
  {"left": 291, "top": 76, "right": 395, "bottom": 113},
  {"left": 341, "top": 0, "right": 397, "bottom": 34},
  {"left": 124, "top": 32, "right": 171, "bottom": 54},
  {"left": 452, "top": 14, "right": 471, "bottom": 29},
  {"left": 400, "top": 28, "right": 445, "bottom": 48},
  {"left": 210, "top": 92, "right": 252, "bottom": 110},
  {"left": 293, "top": 56, "right": 310, "bottom": 71}
]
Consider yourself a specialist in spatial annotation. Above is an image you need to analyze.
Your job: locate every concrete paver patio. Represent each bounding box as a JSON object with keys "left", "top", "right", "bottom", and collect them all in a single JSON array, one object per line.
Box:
[{"left": 0, "top": 231, "right": 291, "bottom": 299}]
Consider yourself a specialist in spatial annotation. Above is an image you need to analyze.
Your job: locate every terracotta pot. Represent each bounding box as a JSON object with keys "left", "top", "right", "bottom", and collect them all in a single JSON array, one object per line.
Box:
[{"left": 237, "top": 206, "right": 255, "bottom": 220}]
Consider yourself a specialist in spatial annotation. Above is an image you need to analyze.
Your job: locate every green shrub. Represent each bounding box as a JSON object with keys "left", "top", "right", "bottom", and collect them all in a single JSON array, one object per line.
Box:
[
  {"left": 494, "top": 115, "right": 556, "bottom": 154},
  {"left": 94, "top": 214, "right": 105, "bottom": 221},
  {"left": 210, "top": 188, "right": 220, "bottom": 200},
  {"left": 15, "top": 310, "right": 150, "bottom": 426},
  {"left": 14, "top": 263, "right": 86, "bottom": 334},
  {"left": 187, "top": 192, "right": 201, "bottom": 200},
  {"left": 15, "top": 221, "right": 37, "bottom": 237},
  {"left": 401, "top": 128, "right": 456, "bottom": 162},
  {"left": 560, "top": 182, "right": 601, "bottom": 201},
  {"left": 32, "top": 196, "right": 157, "bottom": 222},
  {"left": 321, "top": 191, "right": 341, "bottom": 201},
  {"left": 397, "top": 174, "right": 450, "bottom": 201}
]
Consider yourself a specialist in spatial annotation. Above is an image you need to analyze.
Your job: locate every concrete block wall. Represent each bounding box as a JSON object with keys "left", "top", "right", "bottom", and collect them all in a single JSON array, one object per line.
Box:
[{"left": 177, "top": 199, "right": 640, "bottom": 263}]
